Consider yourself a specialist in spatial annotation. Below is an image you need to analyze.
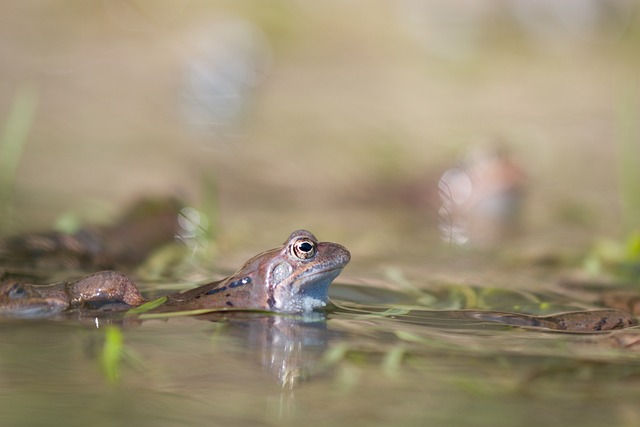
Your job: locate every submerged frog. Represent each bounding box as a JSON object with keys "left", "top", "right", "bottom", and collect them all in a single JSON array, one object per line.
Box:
[
  {"left": 0, "top": 271, "right": 145, "bottom": 318},
  {"left": 0, "top": 197, "right": 182, "bottom": 280},
  {"left": 0, "top": 230, "right": 351, "bottom": 318}
]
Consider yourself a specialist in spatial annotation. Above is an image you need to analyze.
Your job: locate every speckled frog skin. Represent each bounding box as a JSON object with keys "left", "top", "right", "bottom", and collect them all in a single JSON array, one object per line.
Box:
[
  {"left": 0, "top": 230, "right": 351, "bottom": 317},
  {"left": 159, "top": 230, "right": 351, "bottom": 313}
]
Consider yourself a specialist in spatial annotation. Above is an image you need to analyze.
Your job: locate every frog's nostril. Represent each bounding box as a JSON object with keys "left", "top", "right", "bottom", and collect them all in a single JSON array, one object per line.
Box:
[{"left": 338, "top": 245, "right": 351, "bottom": 265}]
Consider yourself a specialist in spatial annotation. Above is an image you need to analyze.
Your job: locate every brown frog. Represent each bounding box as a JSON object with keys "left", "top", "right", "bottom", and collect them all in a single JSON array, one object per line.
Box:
[
  {"left": 0, "top": 230, "right": 351, "bottom": 318},
  {"left": 0, "top": 271, "right": 144, "bottom": 318},
  {"left": 0, "top": 198, "right": 181, "bottom": 280},
  {"left": 0, "top": 220, "right": 637, "bottom": 332}
]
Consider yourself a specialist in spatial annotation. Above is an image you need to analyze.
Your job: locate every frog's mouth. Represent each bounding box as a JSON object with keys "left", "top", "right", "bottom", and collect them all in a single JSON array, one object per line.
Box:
[
  {"left": 298, "top": 266, "right": 343, "bottom": 289},
  {"left": 271, "top": 241, "right": 350, "bottom": 313},
  {"left": 0, "top": 297, "right": 69, "bottom": 318},
  {"left": 275, "top": 267, "right": 345, "bottom": 313}
]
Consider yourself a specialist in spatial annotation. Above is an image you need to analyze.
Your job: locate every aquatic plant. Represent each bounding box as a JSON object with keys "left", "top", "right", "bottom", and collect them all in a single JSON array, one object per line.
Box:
[
  {"left": 101, "top": 326, "right": 124, "bottom": 384},
  {"left": 583, "top": 82, "right": 640, "bottom": 281},
  {"left": 616, "top": 81, "right": 640, "bottom": 235}
]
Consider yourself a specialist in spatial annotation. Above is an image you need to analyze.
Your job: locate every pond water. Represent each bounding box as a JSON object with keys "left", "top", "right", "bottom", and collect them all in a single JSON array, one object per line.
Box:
[{"left": 2, "top": 257, "right": 640, "bottom": 427}]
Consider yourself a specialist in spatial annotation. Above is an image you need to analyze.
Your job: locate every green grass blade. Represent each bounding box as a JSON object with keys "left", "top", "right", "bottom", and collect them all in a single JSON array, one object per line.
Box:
[
  {"left": 101, "top": 326, "right": 124, "bottom": 384},
  {"left": 125, "top": 296, "right": 169, "bottom": 315},
  {"left": 0, "top": 85, "right": 38, "bottom": 228},
  {"left": 616, "top": 81, "right": 640, "bottom": 233}
]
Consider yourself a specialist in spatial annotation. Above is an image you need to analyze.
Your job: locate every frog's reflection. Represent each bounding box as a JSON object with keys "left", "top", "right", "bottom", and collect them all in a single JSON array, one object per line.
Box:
[
  {"left": 200, "top": 312, "right": 334, "bottom": 388},
  {"left": 79, "top": 309, "right": 335, "bottom": 388}
]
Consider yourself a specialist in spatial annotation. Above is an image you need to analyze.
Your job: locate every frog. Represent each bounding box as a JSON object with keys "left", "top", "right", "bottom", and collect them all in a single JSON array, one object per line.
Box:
[
  {"left": 0, "top": 270, "right": 145, "bottom": 318},
  {"left": 0, "top": 222, "right": 637, "bottom": 332},
  {"left": 0, "top": 197, "right": 182, "bottom": 282},
  {"left": 0, "top": 230, "right": 351, "bottom": 318},
  {"left": 158, "top": 229, "right": 350, "bottom": 313}
]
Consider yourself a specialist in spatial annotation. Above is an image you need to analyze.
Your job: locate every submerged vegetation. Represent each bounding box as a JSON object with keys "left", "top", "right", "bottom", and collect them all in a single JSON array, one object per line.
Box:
[{"left": 101, "top": 326, "right": 124, "bottom": 384}]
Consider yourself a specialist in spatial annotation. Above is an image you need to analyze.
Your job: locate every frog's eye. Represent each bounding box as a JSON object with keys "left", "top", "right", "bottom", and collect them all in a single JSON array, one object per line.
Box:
[
  {"left": 291, "top": 238, "right": 317, "bottom": 260},
  {"left": 8, "top": 283, "right": 28, "bottom": 300}
]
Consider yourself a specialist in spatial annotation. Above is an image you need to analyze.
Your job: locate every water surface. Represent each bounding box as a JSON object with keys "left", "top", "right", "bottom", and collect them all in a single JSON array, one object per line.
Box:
[{"left": 2, "top": 265, "right": 640, "bottom": 427}]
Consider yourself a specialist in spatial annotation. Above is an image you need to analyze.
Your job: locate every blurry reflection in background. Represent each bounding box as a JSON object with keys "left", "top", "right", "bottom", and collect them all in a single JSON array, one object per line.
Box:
[
  {"left": 397, "top": 0, "right": 634, "bottom": 60},
  {"left": 177, "top": 206, "right": 210, "bottom": 256},
  {"left": 179, "top": 19, "right": 272, "bottom": 140},
  {"left": 438, "top": 145, "right": 526, "bottom": 246}
]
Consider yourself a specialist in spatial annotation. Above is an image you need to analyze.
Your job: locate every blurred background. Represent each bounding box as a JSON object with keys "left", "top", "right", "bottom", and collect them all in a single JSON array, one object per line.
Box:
[
  {"left": 1, "top": 0, "right": 639, "bottom": 270},
  {"left": 3, "top": 5, "right": 640, "bottom": 425}
]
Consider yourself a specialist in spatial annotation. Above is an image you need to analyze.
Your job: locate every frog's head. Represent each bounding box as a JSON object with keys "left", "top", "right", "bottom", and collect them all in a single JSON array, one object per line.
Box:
[
  {"left": 0, "top": 281, "right": 69, "bottom": 318},
  {"left": 233, "top": 230, "right": 350, "bottom": 313},
  {"left": 268, "top": 230, "right": 350, "bottom": 313}
]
